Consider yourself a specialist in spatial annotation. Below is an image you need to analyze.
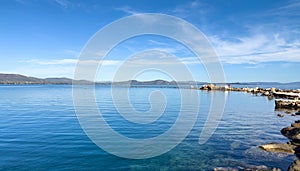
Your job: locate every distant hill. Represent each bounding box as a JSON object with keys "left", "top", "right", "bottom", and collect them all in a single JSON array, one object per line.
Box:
[
  {"left": 44, "top": 78, "right": 73, "bottom": 84},
  {"left": 0, "top": 74, "right": 91, "bottom": 84},
  {"left": 0, "top": 73, "right": 202, "bottom": 86},
  {"left": 0, "top": 74, "right": 45, "bottom": 84},
  {"left": 0, "top": 73, "right": 298, "bottom": 86}
]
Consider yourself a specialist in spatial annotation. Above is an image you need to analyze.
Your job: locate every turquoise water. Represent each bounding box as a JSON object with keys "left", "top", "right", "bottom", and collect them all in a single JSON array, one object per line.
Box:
[{"left": 0, "top": 84, "right": 299, "bottom": 170}]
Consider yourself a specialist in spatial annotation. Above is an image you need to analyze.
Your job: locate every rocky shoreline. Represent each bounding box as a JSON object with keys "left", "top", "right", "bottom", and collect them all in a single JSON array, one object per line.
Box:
[
  {"left": 198, "top": 84, "right": 300, "bottom": 110},
  {"left": 198, "top": 84, "right": 300, "bottom": 171},
  {"left": 259, "top": 118, "right": 300, "bottom": 171}
]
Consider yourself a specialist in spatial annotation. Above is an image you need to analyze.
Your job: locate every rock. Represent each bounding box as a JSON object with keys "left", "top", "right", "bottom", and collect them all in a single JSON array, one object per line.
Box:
[
  {"left": 277, "top": 113, "right": 284, "bottom": 117},
  {"left": 214, "top": 167, "right": 238, "bottom": 171},
  {"left": 288, "top": 159, "right": 300, "bottom": 171},
  {"left": 286, "top": 110, "right": 292, "bottom": 114},
  {"left": 214, "top": 166, "right": 281, "bottom": 171},
  {"left": 207, "top": 84, "right": 216, "bottom": 90},
  {"left": 267, "top": 96, "right": 274, "bottom": 100},
  {"left": 259, "top": 143, "right": 295, "bottom": 154},
  {"left": 292, "top": 114, "right": 297, "bottom": 116},
  {"left": 235, "top": 88, "right": 242, "bottom": 91},
  {"left": 242, "top": 87, "right": 250, "bottom": 92},
  {"left": 200, "top": 84, "right": 217, "bottom": 90},
  {"left": 296, "top": 120, "right": 300, "bottom": 123},
  {"left": 244, "top": 165, "right": 281, "bottom": 171},
  {"left": 281, "top": 127, "right": 300, "bottom": 140},
  {"left": 262, "top": 91, "right": 271, "bottom": 96},
  {"left": 269, "top": 168, "right": 282, "bottom": 171},
  {"left": 271, "top": 88, "right": 277, "bottom": 93},
  {"left": 273, "top": 92, "right": 300, "bottom": 100},
  {"left": 275, "top": 99, "right": 300, "bottom": 109},
  {"left": 287, "top": 141, "right": 300, "bottom": 146},
  {"left": 296, "top": 111, "right": 300, "bottom": 115},
  {"left": 292, "top": 123, "right": 300, "bottom": 128},
  {"left": 252, "top": 87, "right": 259, "bottom": 93}
]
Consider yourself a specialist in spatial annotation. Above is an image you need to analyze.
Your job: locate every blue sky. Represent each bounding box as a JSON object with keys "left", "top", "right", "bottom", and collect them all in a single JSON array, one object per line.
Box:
[{"left": 1, "top": 0, "right": 300, "bottom": 82}]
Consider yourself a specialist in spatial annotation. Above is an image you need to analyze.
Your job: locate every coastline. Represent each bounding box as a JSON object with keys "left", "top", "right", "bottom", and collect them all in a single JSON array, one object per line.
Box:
[{"left": 197, "top": 84, "right": 300, "bottom": 171}]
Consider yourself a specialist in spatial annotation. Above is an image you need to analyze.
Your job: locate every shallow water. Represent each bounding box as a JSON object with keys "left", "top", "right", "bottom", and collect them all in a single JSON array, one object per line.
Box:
[{"left": 0, "top": 84, "right": 299, "bottom": 170}]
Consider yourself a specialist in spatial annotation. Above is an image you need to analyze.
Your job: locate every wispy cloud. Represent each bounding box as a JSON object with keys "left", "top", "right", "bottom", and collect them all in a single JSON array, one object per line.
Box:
[
  {"left": 115, "top": 6, "right": 140, "bottom": 15},
  {"left": 19, "top": 59, "right": 121, "bottom": 66},
  {"left": 51, "top": 0, "right": 85, "bottom": 10},
  {"left": 268, "top": 0, "right": 300, "bottom": 16},
  {"left": 20, "top": 59, "right": 77, "bottom": 65},
  {"left": 62, "top": 49, "right": 79, "bottom": 56},
  {"left": 53, "top": 0, "right": 72, "bottom": 8},
  {"left": 209, "top": 33, "right": 300, "bottom": 64},
  {"left": 171, "top": 0, "right": 211, "bottom": 19}
]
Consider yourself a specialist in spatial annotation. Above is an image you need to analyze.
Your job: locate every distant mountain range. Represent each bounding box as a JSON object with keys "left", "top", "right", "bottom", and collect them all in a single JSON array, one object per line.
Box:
[
  {"left": 0, "top": 74, "right": 90, "bottom": 84},
  {"left": 0, "top": 73, "right": 299, "bottom": 85},
  {"left": 0, "top": 74, "right": 203, "bottom": 85}
]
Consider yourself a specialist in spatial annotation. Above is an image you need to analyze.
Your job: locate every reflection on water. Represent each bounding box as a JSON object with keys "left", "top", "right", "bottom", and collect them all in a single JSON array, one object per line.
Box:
[{"left": 0, "top": 84, "right": 298, "bottom": 170}]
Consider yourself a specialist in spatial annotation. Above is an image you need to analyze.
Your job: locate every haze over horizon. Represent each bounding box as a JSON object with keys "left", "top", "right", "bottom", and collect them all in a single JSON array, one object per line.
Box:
[{"left": 1, "top": 0, "right": 300, "bottom": 83}]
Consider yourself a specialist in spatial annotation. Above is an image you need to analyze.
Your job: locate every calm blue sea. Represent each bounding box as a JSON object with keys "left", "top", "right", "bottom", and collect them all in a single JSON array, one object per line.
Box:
[{"left": 0, "top": 84, "right": 299, "bottom": 170}]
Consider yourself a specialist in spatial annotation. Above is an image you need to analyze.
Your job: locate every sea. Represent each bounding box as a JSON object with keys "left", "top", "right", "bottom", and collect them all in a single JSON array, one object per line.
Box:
[{"left": 0, "top": 83, "right": 300, "bottom": 170}]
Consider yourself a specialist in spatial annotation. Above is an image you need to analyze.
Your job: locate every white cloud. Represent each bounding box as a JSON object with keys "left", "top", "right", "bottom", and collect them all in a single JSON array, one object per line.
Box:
[
  {"left": 20, "top": 59, "right": 77, "bottom": 65},
  {"left": 172, "top": 0, "right": 209, "bottom": 18},
  {"left": 62, "top": 49, "right": 79, "bottom": 56},
  {"left": 209, "top": 34, "right": 300, "bottom": 64},
  {"left": 53, "top": 0, "right": 71, "bottom": 8},
  {"left": 115, "top": 6, "right": 140, "bottom": 15},
  {"left": 268, "top": 0, "right": 300, "bottom": 16},
  {"left": 19, "top": 59, "right": 121, "bottom": 66}
]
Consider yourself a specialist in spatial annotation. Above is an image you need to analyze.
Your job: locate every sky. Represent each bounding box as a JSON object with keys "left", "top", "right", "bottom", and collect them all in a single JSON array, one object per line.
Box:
[{"left": 1, "top": 0, "right": 300, "bottom": 82}]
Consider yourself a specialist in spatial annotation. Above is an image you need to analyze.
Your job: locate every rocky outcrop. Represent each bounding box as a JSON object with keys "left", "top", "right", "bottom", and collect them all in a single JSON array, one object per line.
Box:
[
  {"left": 273, "top": 92, "right": 300, "bottom": 100},
  {"left": 275, "top": 100, "right": 300, "bottom": 109},
  {"left": 199, "top": 83, "right": 218, "bottom": 90},
  {"left": 260, "top": 119, "right": 300, "bottom": 170},
  {"left": 281, "top": 127, "right": 300, "bottom": 141},
  {"left": 199, "top": 85, "right": 300, "bottom": 109}
]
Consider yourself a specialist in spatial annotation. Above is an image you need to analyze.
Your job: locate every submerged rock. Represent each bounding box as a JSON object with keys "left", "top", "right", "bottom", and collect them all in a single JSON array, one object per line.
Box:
[
  {"left": 277, "top": 113, "right": 284, "bottom": 117},
  {"left": 244, "top": 165, "right": 281, "bottom": 171},
  {"left": 214, "top": 167, "right": 238, "bottom": 171},
  {"left": 214, "top": 166, "right": 281, "bottom": 171},
  {"left": 259, "top": 143, "right": 295, "bottom": 154},
  {"left": 214, "top": 165, "right": 281, "bottom": 171}
]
